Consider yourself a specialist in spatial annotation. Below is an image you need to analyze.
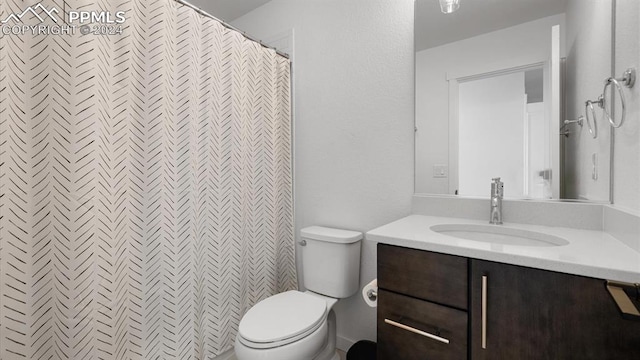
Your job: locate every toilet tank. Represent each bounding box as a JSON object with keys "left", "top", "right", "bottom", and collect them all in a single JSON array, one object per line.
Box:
[{"left": 300, "top": 226, "right": 362, "bottom": 298}]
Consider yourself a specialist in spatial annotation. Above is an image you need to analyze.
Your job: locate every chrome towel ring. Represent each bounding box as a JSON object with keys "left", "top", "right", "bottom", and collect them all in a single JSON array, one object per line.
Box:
[{"left": 602, "top": 68, "right": 635, "bottom": 128}]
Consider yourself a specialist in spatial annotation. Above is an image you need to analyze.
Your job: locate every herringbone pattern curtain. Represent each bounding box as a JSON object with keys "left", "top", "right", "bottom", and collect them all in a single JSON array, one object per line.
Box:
[{"left": 0, "top": 0, "right": 296, "bottom": 359}]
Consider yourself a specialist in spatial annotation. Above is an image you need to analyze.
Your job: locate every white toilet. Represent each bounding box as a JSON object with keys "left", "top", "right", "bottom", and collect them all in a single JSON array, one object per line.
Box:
[{"left": 235, "top": 226, "right": 362, "bottom": 360}]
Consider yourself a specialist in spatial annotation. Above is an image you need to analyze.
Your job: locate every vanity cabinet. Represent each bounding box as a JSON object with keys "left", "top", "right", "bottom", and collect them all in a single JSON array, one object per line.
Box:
[
  {"left": 470, "top": 259, "right": 640, "bottom": 359},
  {"left": 377, "top": 244, "right": 640, "bottom": 360},
  {"left": 377, "top": 244, "right": 468, "bottom": 360},
  {"left": 377, "top": 289, "right": 467, "bottom": 360}
]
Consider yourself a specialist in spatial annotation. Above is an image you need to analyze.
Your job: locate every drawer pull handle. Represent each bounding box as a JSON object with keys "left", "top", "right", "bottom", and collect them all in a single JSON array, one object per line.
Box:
[
  {"left": 384, "top": 319, "right": 450, "bottom": 344},
  {"left": 606, "top": 280, "right": 640, "bottom": 320},
  {"left": 482, "top": 275, "right": 488, "bottom": 349}
]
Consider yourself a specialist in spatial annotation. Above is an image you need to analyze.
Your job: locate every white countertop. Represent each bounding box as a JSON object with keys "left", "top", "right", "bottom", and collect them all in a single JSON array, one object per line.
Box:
[{"left": 366, "top": 215, "right": 640, "bottom": 283}]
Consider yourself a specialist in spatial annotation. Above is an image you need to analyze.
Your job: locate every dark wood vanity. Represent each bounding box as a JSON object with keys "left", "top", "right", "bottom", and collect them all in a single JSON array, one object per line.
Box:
[{"left": 377, "top": 243, "right": 640, "bottom": 359}]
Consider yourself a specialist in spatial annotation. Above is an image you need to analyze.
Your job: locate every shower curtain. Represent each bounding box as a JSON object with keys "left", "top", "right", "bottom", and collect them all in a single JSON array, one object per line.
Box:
[{"left": 0, "top": 0, "right": 296, "bottom": 359}]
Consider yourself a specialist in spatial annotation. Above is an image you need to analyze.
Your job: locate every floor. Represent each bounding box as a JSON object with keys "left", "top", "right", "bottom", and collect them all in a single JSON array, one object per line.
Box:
[{"left": 227, "top": 350, "right": 346, "bottom": 360}]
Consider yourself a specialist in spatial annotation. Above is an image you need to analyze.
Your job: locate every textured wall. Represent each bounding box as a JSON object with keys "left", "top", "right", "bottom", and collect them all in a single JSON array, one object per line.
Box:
[{"left": 228, "top": 0, "right": 416, "bottom": 349}]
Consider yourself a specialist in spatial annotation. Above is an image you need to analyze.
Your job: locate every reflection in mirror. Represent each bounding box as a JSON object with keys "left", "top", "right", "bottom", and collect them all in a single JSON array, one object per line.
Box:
[
  {"left": 457, "top": 66, "right": 550, "bottom": 198},
  {"left": 415, "top": 0, "right": 613, "bottom": 202}
]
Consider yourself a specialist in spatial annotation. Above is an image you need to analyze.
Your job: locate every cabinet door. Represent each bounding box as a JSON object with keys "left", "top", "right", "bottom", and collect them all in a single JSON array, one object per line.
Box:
[
  {"left": 470, "top": 259, "right": 640, "bottom": 359},
  {"left": 378, "top": 289, "right": 467, "bottom": 360},
  {"left": 378, "top": 244, "right": 468, "bottom": 309}
]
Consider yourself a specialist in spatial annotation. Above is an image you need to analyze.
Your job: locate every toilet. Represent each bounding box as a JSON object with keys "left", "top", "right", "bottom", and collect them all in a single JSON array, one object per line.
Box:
[{"left": 235, "top": 226, "right": 362, "bottom": 360}]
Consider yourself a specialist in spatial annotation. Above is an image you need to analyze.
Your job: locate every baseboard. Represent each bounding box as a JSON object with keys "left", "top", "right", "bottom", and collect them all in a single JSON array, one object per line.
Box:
[
  {"left": 337, "top": 335, "right": 357, "bottom": 352},
  {"left": 212, "top": 337, "right": 357, "bottom": 358}
]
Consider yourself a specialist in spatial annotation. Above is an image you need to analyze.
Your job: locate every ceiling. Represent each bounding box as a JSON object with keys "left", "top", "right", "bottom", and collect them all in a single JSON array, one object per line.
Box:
[
  {"left": 416, "top": 0, "right": 567, "bottom": 51},
  {"left": 186, "top": 0, "right": 271, "bottom": 22},
  {"left": 185, "top": 0, "right": 567, "bottom": 51}
]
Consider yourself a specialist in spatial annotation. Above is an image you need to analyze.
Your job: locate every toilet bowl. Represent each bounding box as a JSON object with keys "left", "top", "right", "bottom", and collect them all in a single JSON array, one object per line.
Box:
[
  {"left": 235, "top": 291, "right": 339, "bottom": 360},
  {"left": 235, "top": 226, "right": 362, "bottom": 360}
]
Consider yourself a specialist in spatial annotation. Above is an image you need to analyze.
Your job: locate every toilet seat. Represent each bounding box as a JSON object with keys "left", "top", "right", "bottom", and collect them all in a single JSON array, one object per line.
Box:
[{"left": 238, "top": 291, "right": 328, "bottom": 349}]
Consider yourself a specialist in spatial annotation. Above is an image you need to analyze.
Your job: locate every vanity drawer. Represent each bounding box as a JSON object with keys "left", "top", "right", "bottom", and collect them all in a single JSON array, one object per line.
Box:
[
  {"left": 377, "top": 289, "right": 468, "bottom": 360},
  {"left": 378, "top": 244, "right": 468, "bottom": 309}
]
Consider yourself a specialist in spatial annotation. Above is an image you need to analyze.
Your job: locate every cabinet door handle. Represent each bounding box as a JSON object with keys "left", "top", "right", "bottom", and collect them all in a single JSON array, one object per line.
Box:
[
  {"left": 384, "top": 318, "right": 450, "bottom": 344},
  {"left": 482, "top": 275, "right": 488, "bottom": 349}
]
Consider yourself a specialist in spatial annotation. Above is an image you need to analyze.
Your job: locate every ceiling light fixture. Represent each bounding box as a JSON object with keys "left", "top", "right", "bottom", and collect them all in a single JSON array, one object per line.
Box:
[{"left": 439, "top": 0, "right": 460, "bottom": 14}]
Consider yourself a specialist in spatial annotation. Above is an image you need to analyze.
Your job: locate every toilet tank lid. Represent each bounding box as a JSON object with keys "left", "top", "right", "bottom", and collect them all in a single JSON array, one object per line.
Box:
[{"left": 301, "top": 226, "right": 363, "bottom": 244}]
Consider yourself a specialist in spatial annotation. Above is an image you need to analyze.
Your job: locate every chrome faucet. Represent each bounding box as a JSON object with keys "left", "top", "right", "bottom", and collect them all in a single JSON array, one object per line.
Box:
[{"left": 489, "top": 178, "right": 503, "bottom": 225}]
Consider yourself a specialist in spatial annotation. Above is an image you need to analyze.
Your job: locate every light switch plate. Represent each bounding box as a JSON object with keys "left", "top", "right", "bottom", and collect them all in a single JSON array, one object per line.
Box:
[{"left": 433, "top": 164, "right": 448, "bottom": 178}]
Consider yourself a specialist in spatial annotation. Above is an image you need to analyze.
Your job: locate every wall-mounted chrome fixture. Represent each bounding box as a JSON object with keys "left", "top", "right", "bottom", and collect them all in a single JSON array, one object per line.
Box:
[
  {"left": 584, "top": 96, "right": 603, "bottom": 139},
  {"left": 560, "top": 116, "right": 584, "bottom": 137},
  {"left": 439, "top": 0, "right": 460, "bottom": 14},
  {"left": 602, "top": 68, "right": 636, "bottom": 128},
  {"left": 563, "top": 117, "right": 584, "bottom": 128}
]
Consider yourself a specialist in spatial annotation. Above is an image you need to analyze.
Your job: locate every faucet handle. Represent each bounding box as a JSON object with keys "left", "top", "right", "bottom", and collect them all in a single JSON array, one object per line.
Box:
[{"left": 491, "top": 177, "right": 504, "bottom": 197}]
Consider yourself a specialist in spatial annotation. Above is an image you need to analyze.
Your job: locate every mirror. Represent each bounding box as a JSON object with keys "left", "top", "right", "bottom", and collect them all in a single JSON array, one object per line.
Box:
[{"left": 415, "top": 0, "right": 614, "bottom": 202}]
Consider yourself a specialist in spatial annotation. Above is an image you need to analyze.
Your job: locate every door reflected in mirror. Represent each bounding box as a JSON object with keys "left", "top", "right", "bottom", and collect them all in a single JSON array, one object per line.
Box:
[{"left": 456, "top": 66, "right": 551, "bottom": 198}]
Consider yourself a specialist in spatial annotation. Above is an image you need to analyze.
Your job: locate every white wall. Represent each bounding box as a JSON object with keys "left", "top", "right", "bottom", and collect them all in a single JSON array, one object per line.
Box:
[
  {"left": 415, "top": 14, "right": 565, "bottom": 194},
  {"left": 564, "top": 0, "right": 612, "bottom": 202},
  {"left": 216, "top": 0, "right": 415, "bottom": 349},
  {"left": 613, "top": 0, "right": 640, "bottom": 214}
]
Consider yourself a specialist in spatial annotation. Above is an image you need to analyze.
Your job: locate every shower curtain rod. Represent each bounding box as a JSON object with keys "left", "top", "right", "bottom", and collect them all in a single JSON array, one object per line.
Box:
[{"left": 174, "top": 0, "right": 290, "bottom": 59}]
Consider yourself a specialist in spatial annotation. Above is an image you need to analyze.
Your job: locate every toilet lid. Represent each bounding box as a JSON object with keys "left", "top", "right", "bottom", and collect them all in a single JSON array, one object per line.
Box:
[{"left": 238, "top": 291, "right": 327, "bottom": 344}]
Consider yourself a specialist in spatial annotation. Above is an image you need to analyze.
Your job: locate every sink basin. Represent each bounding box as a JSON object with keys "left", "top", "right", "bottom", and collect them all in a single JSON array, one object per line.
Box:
[{"left": 430, "top": 224, "right": 569, "bottom": 247}]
